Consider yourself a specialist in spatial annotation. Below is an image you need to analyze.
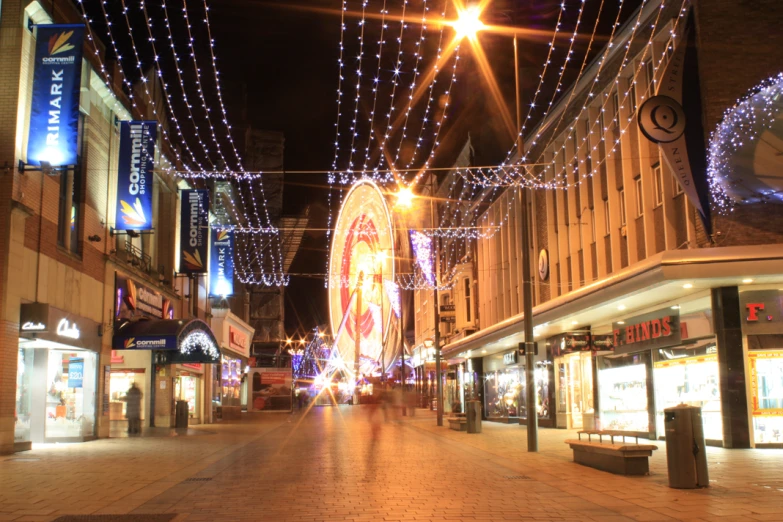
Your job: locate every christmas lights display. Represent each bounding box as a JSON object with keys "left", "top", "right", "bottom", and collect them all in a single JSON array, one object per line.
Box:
[
  {"left": 707, "top": 73, "right": 783, "bottom": 210},
  {"left": 180, "top": 331, "right": 220, "bottom": 359},
  {"left": 77, "top": 0, "right": 289, "bottom": 286},
  {"left": 409, "top": 230, "right": 435, "bottom": 285}
]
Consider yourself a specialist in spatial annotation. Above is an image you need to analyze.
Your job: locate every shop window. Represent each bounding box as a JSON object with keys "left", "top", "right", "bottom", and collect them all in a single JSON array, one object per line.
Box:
[
  {"left": 44, "top": 349, "right": 96, "bottom": 440},
  {"left": 653, "top": 344, "right": 722, "bottom": 442},
  {"left": 15, "top": 348, "right": 35, "bottom": 443},
  {"left": 749, "top": 351, "right": 783, "bottom": 444},
  {"left": 597, "top": 355, "right": 649, "bottom": 432}
]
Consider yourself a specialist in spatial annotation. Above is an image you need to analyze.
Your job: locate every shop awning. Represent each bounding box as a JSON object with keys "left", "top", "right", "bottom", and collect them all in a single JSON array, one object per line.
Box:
[{"left": 112, "top": 318, "right": 221, "bottom": 364}]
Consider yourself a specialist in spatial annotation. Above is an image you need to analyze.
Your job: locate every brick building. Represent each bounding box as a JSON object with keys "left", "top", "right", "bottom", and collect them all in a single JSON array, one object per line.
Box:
[
  {"left": 0, "top": 0, "right": 230, "bottom": 454},
  {"left": 422, "top": 0, "right": 783, "bottom": 448}
]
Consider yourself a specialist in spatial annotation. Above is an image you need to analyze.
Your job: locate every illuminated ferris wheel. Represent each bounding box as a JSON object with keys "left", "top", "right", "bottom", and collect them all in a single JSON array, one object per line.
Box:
[{"left": 328, "top": 180, "right": 402, "bottom": 377}]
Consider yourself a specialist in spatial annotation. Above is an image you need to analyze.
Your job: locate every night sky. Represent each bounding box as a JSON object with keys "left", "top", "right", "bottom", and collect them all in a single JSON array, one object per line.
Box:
[{"left": 79, "top": 0, "right": 641, "bottom": 335}]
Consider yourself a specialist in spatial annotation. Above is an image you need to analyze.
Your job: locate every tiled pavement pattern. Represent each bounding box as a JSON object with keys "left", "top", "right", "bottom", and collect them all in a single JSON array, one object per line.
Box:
[{"left": 1, "top": 407, "right": 782, "bottom": 522}]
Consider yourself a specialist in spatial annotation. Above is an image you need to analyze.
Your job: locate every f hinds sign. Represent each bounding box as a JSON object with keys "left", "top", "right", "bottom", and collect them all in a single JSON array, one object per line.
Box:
[
  {"left": 612, "top": 308, "right": 681, "bottom": 355},
  {"left": 741, "top": 290, "right": 783, "bottom": 335}
]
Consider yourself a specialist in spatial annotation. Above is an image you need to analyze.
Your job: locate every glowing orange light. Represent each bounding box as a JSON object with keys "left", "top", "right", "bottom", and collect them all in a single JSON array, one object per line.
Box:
[
  {"left": 452, "top": 5, "right": 485, "bottom": 41},
  {"left": 395, "top": 187, "right": 414, "bottom": 208}
]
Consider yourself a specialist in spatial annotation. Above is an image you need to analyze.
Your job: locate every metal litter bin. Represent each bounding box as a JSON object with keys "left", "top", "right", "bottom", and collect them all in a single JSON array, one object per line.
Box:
[
  {"left": 664, "top": 404, "right": 709, "bottom": 488},
  {"left": 466, "top": 400, "right": 482, "bottom": 434},
  {"left": 175, "top": 400, "right": 189, "bottom": 429}
]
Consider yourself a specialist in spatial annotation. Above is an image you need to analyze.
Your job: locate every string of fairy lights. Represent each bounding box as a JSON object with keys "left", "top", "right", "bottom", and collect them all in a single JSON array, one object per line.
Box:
[{"left": 81, "top": 0, "right": 290, "bottom": 286}]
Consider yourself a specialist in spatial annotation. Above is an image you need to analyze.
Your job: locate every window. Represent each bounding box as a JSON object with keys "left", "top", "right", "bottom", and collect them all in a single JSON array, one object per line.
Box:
[
  {"left": 613, "top": 92, "right": 620, "bottom": 125},
  {"left": 646, "top": 60, "right": 655, "bottom": 91},
  {"left": 630, "top": 82, "right": 638, "bottom": 114},
  {"left": 584, "top": 119, "right": 593, "bottom": 179},
  {"left": 619, "top": 189, "right": 627, "bottom": 226},
  {"left": 57, "top": 116, "right": 84, "bottom": 255},
  {"left": 654, "top": 166, "right": 664, "bottom": 207},
  {"left": 464, "top": 278, "right": 472, "bottom": 323},
  {"left": 673, "top": 175, "right": 684, "bottom": 195},
  {"left": 591, "top": 208, "right": 597, "bottom": 243},
  {"left": 635, "top": 176, "right": 644, "bottom": 217},
  {"left": 604, "top": 199, "right": 611, "bottom": 235}
]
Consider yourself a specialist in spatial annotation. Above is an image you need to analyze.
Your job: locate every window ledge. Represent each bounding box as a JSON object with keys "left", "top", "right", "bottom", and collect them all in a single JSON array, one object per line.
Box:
[{"left": 56, "top": 245, "right": 83, "bottom": 262}]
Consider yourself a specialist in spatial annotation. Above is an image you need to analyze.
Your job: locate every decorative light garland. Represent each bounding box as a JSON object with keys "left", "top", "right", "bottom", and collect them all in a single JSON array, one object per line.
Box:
[{"left": 707, "top": 72, "right": 783, "bottom": 212}]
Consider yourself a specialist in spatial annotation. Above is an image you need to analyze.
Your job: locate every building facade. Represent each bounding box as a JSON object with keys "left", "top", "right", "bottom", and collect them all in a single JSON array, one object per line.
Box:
[
  {"left": 437, "top": 0, "right": 783, "bottom": 448},
  {"left": 1, "top": 0, "right": 229, "bottom": 454}
]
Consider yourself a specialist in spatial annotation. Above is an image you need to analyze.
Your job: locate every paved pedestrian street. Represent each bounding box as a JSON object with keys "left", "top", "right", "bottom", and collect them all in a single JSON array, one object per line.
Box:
[{"left": 2, "top": 407, "right": 783, "bottom": 522}]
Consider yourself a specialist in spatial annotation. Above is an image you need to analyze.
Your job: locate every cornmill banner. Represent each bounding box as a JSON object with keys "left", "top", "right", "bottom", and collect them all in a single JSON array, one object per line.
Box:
[
  {"left": 179, "top": 189, "right": 209, "bottom": 274},
  {"left": 209, "top": 228, "right": 234, "bottom": 296},
  {"left": 115, "top": 121, "right": 157, "bottom": 230},
  {"left": 27, "top": 24, "right": 85, "bottom": 167}
]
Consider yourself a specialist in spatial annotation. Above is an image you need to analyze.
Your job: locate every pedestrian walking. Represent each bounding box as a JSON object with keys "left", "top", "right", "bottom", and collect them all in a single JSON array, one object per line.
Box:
[{"left": 124, "top": 382, "right": 142, "bottom": 435}]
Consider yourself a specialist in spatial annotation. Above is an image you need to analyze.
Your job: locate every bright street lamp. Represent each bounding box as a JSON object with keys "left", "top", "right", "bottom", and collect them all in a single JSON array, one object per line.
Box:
[
  {"left": 452, "top": 5, "right": 485, "bottom": 41},
  {"left": 395, "top": 187, "right": 414, "bottom": 209}
]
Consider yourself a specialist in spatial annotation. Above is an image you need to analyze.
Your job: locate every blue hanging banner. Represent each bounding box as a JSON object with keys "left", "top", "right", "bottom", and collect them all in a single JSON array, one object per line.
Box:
[
  {"left": 115, "top": 121, "right": 157, "bottom": 230},
  {"left": 27, "top": 24, "right": 85, "bottom": 167},
  {"left": 209, "top": 229, "right": 234, "bottom": 296},
  {"left": 180, "top": 189, "right": 210, "bottom": 274}
]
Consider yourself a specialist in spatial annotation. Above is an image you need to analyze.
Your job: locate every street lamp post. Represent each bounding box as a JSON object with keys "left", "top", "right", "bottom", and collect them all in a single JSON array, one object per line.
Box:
[
  {"left": 514, "top": 33, "right": 538, "bottom": 452},
  {"left": 430, "top": 176, "right": 444, "bottom": 427}
]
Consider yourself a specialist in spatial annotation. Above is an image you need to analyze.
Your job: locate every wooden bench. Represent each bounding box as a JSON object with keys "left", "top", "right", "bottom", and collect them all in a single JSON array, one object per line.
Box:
[
  {"left": 448, "top": 417, "right": 467, "bottom": 431},
  {"left": 565, "top": 431, "right": 657, "bottom": 475}
]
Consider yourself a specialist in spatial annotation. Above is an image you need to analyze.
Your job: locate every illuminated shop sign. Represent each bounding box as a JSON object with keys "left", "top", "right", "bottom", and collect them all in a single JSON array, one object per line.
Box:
[
  {"left": 548, "top": 332, "right": 614, "bottom": 357},
  {"left": 503, "top": 351, "right": 518, "bottom": 365},
  {"left": 56, "top": 318, "right": 80, "bottom": 339},
  {"left": 27, "top": 25, "right": 85, "bottom": 167},
  {"left": 612, "top": 309, "right": 681, "bottom": 355},
  {"left": 740, "top": 290, "right": 783, "bottom": 335},
  {"left": 228, "top": 326, "right": 249, "bottom": 357},
  {"left": 115, "top": 121, "right": 157, "bottom": 231},
  {"left": 19, "top": 302, "right": 98, "bottom": 349},
  {"left": 115, "top": 273, "right": 173, "bottom": 320}
]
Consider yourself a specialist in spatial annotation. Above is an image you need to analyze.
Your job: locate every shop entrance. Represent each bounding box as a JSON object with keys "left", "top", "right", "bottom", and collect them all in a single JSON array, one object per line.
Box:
[
  {"left": 109, "top": 370, "right": 146, "bottom": 422},
  {"left": 16, "top": 345, "right": 98, "bottom": 444},
  {"left": 175, "top": 372, "right": 202, "bottom": 423},
  {"left": 557, "top": 352, "right": 594, "bottom": 429}
]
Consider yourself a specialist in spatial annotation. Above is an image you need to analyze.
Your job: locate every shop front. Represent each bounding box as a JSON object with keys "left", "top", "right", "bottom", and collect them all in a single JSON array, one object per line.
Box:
[
  {"left": 739, "top": 288, "right": 783, "bottom": 447},
  {"left": 112, "top": 317, "right": 221, "bottom": 428},
  {"left": 482, "top": 348, "right": 553, "bottom": 426},
  {"left": 16, "top": 303, "right": 102, "bottom": 448},
  {"left": 595, "top": 298, "right": 722, "bottom": 442},
  {"left": 548, "top": 332, "right": 608, "bottom": 430},
  {"left": 210, "top": 309, "right": 253, "bottom": 419}
]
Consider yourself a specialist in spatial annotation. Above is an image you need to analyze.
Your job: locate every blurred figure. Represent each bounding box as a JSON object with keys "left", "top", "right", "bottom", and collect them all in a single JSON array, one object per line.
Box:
[
  {"left": 406, "top": 389, "right": 417, "bottom": 417},
  {"left": 124, "top": 382, "right": 142, "bottom": 435}
]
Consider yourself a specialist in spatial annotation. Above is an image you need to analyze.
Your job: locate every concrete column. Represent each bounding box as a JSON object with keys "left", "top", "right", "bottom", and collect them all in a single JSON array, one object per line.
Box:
[{"left": 711, "top": 286, "right": 750, "bottom": 448}]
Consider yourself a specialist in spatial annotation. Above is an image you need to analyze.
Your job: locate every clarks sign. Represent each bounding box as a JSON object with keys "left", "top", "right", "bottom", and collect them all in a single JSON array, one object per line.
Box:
[{"left": 612, "top": 308, "right": 681, "bottom": 355}]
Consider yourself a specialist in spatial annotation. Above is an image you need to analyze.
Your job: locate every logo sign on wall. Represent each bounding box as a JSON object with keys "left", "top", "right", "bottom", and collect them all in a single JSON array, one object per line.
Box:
[
  {"left": 27, "top": 25, "right": 85, "bottom": 167},
  {"left": 115, "top": 273, "right": 173, "bottom": 320},
  {"left": 209, "top": 228, "right": 234, "bottom": 296},
  {"left": 68, "top": 358, "right": 84, "bottom": 388},
  {"left": 115, "top": 121, "right": 157, "bottom": 230},
  {"left": 180, "top": 189, "right": 210, "bottom": 274},
  {"left": 612, "top": 308, "right": 681, "bottom": 355}
]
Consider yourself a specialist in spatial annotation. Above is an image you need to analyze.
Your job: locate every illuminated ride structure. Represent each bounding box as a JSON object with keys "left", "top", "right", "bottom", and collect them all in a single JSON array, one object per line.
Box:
[{"left": 322, "top": 180, "right": 406, "bottom": 398}]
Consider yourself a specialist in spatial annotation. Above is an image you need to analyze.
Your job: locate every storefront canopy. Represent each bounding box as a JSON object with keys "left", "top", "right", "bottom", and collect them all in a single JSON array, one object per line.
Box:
[{"left": 112, "top": 318, "right": 221, "bottom": 364}]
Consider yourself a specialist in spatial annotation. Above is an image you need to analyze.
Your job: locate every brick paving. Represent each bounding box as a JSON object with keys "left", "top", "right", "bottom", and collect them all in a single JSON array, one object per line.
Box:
[{"left": 1, "top": 406, "right": 782, "bottom": 521}]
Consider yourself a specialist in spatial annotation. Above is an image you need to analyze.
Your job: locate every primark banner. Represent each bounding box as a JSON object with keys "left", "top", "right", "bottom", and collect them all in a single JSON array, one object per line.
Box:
[
  {"left": 209, "top": 228, "right": 234, "bottom": 296},
  {"left": 115, "top": 121, "right": 157, "bottom": 230},
  {"left": 27, "top": 24, "right": 85, "bottom": 167},
  {"left": 179, "top": 189, "right": 210, "bottom": 274}
]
